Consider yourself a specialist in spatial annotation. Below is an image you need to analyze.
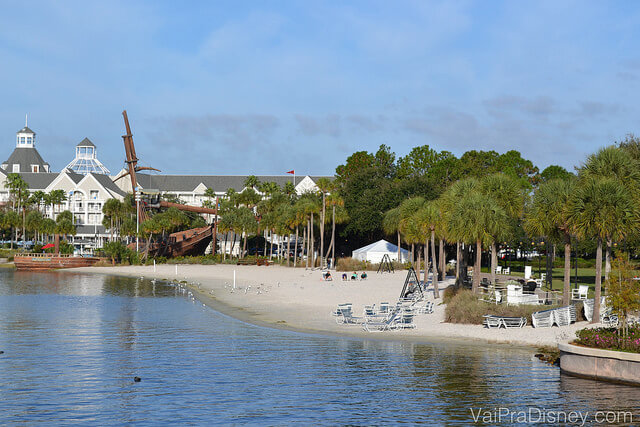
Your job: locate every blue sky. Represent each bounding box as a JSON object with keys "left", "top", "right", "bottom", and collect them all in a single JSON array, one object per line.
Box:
[{"left": 0, "top": 1, "right": 638, "bottom": 176}]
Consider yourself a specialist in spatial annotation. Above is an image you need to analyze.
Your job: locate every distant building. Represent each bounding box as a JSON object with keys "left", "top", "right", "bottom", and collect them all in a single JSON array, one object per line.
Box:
[
  {"left": 2, "top": 125, "right": 50, "bottom": 173},
  {"left": 63, "top": 138, "right": 110, "bottom": 175}
]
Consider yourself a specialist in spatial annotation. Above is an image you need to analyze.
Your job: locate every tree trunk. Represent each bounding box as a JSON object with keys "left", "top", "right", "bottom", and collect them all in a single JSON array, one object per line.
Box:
[
  {"left": 294, "top": 226, "right": 299, "bottom": 267},
  {"left": 397, "top": 231, "right": 401, "bottom": 262},
  {"left": 439, "top": 239, "right": 445, "bottom": 280},
  {"left": 305, "top": 224, "right": 309, "bottom": 268},
  {"left": 286, "top": 232, "right": 291, "bottom": 266},
  {"left": 331, "top": 205, "right": 336, "bottom": 269},
  {"left": 423, "top": 239, "right": 429, "bottom": 286},
  {"left": 223, "top": 233, "right": 227, "bottom": 261},
  {"left": 456, "top": 241, "right": 461, "bottom": 280},
  {"left": 605, "top": 237, "right": 612, "bottom": 282},
  {"left": 562, "top": 236, "right": 571, "bottom": 306},
  {"left": 473, "top": 240, "right": 481, "bottom": 293},
  {"left": 416, "top": 250, "right": 421, "bottom": 285},
  {"left": 490, "top": 242, "right": 497, "bottom": 284},
  {"left": 592, "top": 237, "right": 603, "bottom": 324},
  {"left": 310, "top": 212, "right": 315, "bottom": 268},
  {"left": 431, "top": 230, "right": 439, "bottom": 299},
  {"left": 264, "top": 230, "right": 268, "bottom": 256},
  {"left": 320, "top": 193, "right": 325, "bottom": 268},
  {"left": 242, "top": 230, "right": 247, "bottom": 258}
]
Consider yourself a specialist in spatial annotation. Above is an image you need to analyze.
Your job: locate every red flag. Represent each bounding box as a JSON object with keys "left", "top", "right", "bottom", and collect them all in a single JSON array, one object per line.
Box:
[{"left": 286, "top": 170, "right": 295, "bottom": 174}]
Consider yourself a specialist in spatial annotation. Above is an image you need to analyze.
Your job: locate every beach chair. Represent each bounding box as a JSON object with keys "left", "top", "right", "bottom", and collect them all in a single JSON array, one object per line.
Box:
[
  {"left": 335, "top": 305, "right": 362, "bottom": 325},
  {"left": 554, "top": 306, "right": 576, "bottom": 326},
  {"left": 483, "top": 315, "right": 502, "bottom": 328},
  {"left": 501, "top": 316, "right": 527, "bottom": 328},
  {"left": 415, "top": 301, "right": 434, "bottom": 314},
  {"left": 571, "top": 285, "right": 588, "bottom": 301},
  {"left": 531, "top": 308, "right": 555, "bottom": 328},
  {"left": 378, "top": 302, "right": 390, "bottom": 316},
  {"left": 583, "top": 298, "right": 611, "bottom": 323},
  {"left": 392, "top": 309, "right": 416, "bottom": 329},
  {"left": 363, "top": 307, "right": 401, "bottom": 332}
]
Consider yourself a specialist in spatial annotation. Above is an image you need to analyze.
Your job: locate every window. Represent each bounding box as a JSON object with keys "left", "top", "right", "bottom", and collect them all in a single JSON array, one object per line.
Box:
[
  {"left": 74, "top": 214, "right": 83, "bottom": 225},
  {"left": 90, "top": 190, "right": 99, "bottom": 199},
  {"left": 12, "top": 164, "right": 19, "bottom": 173},
  {"left": 26, "top": 137, "right": 32, "bottom": 145},
  {"left": 31, "top": 165, "right": 39, "bottom": 173}
]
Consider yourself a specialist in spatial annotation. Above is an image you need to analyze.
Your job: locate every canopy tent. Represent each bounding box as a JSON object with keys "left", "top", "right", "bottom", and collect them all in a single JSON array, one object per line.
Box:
[{"left": 352, "top": 239, "right": 408, "bottom": 263}]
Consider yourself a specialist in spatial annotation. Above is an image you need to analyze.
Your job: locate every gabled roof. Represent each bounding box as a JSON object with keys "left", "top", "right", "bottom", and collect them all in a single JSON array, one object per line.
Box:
[
  {"left": 4, "top": 147, "right": 50, "bottom": 170},
  {"left": 17, "top": 126, "right": 35, "bottom": 134},
  {"left": 76, "top": 138, "right": 96, "bottom": 147},
  {"left": 88, "top": 173, "right": 126, "bottom": 197},
  {"left": 18, "top": 172, "right": 58, "bottom": 190}
]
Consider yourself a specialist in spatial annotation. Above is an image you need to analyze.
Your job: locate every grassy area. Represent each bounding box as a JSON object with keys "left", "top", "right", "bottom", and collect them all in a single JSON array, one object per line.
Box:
[{"left": 481, "top": 262, "right": 640, "bottom": 299}]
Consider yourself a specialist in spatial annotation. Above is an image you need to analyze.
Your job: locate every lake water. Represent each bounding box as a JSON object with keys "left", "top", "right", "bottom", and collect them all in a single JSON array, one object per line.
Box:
[{"left": 0, "top": 269, "right": 639, "bottom": 425}]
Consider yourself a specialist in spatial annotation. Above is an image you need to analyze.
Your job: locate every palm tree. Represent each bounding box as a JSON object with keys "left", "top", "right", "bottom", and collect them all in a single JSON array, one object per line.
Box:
[
  {"left": 383, "top": 207, "right": 403, "bottom": 262},
  {"left": 480, "top": 173, "right": 525, "bottom": 283},
  {"left": 243, "top": 175, "right": 260, "bottom": 190},
  {"left": 325, "top": 194, "right": 347, "bottom": 269},
  {"left": 441, "top": 178, "right": 480, "bottom": 284},
  {"left": 315, "top": 177, "right": 333, "bottom": 268},
  {"left": 580, "top": 146, "right": 640, "bottom": 280},
  {"left": 48, "top": 189, "right": 68, "bottom": 218},
  {"left": 525, "top": 178, "right": 576, "bottom": 305},
  {"left": 398, "top": 197, "right": 426, "bottom": 267},
  {"left": 568, "top": 177, "right": 638, "bottom": 323},
  {"left": 448, "top": 190, "right": 508, "bottom": 293},
  {"left": 415, "top": 201, "right": 442, "bottom": 298}
]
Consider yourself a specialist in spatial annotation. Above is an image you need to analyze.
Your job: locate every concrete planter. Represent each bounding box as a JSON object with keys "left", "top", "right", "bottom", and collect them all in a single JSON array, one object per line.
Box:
[{"left": 559, "top": 343, "right": 640, "bottom": 386}]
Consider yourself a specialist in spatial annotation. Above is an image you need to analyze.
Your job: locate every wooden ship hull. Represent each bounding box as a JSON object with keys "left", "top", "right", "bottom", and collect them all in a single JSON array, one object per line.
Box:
[
  {"left": 140, "top": 226, "right": 214, "bottom": 258},
  {"left": 14, "top": 253, "right": 102, "bottom": 271}
]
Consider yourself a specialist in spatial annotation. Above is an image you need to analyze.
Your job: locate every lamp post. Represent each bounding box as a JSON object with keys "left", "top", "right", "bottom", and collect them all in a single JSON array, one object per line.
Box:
[{"left": 135, "top": 186, "right": 140, "bottom": 252}]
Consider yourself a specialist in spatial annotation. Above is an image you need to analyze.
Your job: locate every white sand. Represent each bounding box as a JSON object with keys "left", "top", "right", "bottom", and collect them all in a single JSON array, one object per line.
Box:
[{"left": 69, "top": 264, "right": 590, "bottom": 348}]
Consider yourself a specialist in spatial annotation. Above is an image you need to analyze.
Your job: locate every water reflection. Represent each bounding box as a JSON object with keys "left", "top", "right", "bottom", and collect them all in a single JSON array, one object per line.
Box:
[{"left": 0, "top": 269, "right": 639, "bottom": 424}]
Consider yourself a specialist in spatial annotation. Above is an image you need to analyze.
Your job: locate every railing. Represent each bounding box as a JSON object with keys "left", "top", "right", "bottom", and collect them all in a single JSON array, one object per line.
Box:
[{"left": 15, "top": 253, "right": 74, "bottom": 258}]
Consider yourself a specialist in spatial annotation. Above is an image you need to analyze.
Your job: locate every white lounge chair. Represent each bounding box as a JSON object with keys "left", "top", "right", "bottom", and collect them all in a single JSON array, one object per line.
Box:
[
  {"left": 392, "top": 309, "right": 416, "bottom": 329},
  {"left": 571, "top": 285, "right": 589, "bottom": 301},
  {"left": 495, "top": 266, "right": 502, "bottom": 275},
  {"left": 503, "top": 267, "right": 510, "bottom": 275},
  {"left": 531, "top": 308, "right": 555, "bottom": 328}
]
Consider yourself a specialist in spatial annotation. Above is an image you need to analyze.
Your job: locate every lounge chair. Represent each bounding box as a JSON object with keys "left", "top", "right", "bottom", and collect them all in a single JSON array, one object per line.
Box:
[
  {"left": 503, "top": 267, "right": 510, "bottom": 275},
  {"left": 483, "top": 315, "right": 526, "bottom": 328},
  {"left": 495, "top": 266, "right": 502, "bottom": 275},
  {"left": 415, "top": 301, "right": 434, "bottom": 314},
  {"left": 363, "top": 308, "right": 400, "bottom": 332},
  {"left": 583, "top": 298, "right": 615, "bottom": 324},
  {"left": 483, "top": 315, "right": 502, "bottom": 328},
  {"left": 531, "top": 308, "right": 555, "bottom": 328},
  {"left": 571, "top": 285, "right": 588, "bottom": 301},
  {"left": 392, "top": 309, "right": 416, "bottom": 329}
]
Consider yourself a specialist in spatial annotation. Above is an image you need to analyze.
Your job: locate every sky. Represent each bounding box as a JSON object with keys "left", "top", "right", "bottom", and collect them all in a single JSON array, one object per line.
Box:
[{"left": 0, "top": 0, "right": 639, "bottom": 176}]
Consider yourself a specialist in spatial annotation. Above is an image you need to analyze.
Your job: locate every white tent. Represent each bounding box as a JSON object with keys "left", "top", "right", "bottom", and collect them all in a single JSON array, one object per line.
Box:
[{"left": 352, "top": 239, "right": 409, "bottom": 263}]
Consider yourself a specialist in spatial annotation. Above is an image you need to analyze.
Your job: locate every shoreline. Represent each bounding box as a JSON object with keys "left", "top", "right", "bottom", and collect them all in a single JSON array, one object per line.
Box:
[{"left": 67, "top": 264, "right": 589, "bottom": 349}]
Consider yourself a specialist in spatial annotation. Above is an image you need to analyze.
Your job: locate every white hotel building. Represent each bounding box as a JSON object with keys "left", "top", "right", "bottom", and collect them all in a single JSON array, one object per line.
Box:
[{"left": 0, "top": 123, "right": 327, "bottom": 254}]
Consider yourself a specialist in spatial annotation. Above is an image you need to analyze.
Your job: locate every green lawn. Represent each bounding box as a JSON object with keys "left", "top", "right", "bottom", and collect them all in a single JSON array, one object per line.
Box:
[{"left": 481, "top": 264, "right": 602, "bottom": 298}]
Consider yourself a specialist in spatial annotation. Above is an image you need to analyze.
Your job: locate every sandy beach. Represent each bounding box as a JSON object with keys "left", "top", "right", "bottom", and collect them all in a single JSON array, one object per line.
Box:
[{"left": 69, "top": 264, "right": 589, "bottom": 348}]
